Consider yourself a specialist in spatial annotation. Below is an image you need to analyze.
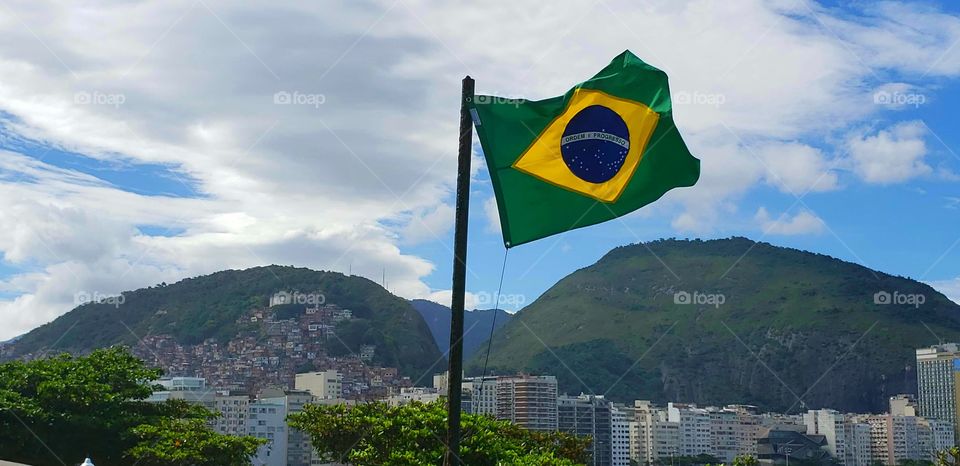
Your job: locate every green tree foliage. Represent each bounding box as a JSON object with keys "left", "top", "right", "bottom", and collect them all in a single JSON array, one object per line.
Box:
[
  {"left": 937, "top": 447, "right": 960, "bottom": 466},
  {"left": 0, "top": 346, "right": 163, "bottom": 463},
  {"left": 733, "top": 456, "right": 760, "bottom": 466},
  {"left": 287, "top": 401, "right": 591, "bottom": 466},
  {"left": 127, "top": 416, "right": 265, "bottom": 466},
  {"left": 0, "top": 347, "right": 262, "bottom": 465}
]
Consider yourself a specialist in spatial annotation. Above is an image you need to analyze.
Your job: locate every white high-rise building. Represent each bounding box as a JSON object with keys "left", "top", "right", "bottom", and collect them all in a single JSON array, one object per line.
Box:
[
  {"left": 709, "top": 408, "right": 740, "bottom": 463},
  {"left": 843, "top": 421, "right": 872, "bottom": 466},
  {"left": 629, "top": 401, "right": 680, "bottom": 464},
  {"left": 917, "top": 344, "right": 960, "bottom": 441},
  {"left": 255, "top": 389, "right": 316, "bottom": 466},
  {"left": 891, "top": 415, "right": 921, "bottom": 461},
  {"left": 147, "top": 377, "right": 252, "bottom": 437},
  {"left": 249, "top": 397, "right": 288, "bottom": 466},
  {"left": 295, "top": 370, "right": 342, "bottom": 400},
  {"left": 464, "top": 375, "right": 497, "bottom": 416},
  {"left": 803, "top": 409, "right": 877, "bottom": 466},
  {"left": 919, "top": 417, "right": 955, "bottom": 461},
  {"left": 804, "top": 409, "right": 847, "bottom": 461},
  {"left": 214, "top": 393, "right": 250, "bottom": 436},
  {"left": 668, "top": 403, "right": 711, "bottom": 456},
  {"left": 706, "top": 405, "right": 763, "bottom": 462},
  {"left": 611, "top": 406, "right": 630, "bottom": 466}
]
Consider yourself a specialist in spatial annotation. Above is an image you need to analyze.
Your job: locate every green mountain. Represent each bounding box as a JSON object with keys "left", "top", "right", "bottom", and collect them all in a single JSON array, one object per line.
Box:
[
  {"left": 471, "top": 237, "right": 960, "bottom": 413},
  {"left": 8, "top": 266, "right": 442, "bottom": 378}
]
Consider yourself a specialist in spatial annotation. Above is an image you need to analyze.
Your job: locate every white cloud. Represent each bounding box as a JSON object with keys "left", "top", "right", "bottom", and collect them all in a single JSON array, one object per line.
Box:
[
  {"left": 755, "top": 207, "right": 826, "bottom": 236},
  {"left": 827, "top": 2, "right": 960, "bottom": 77},
  {"left": 425, "top": 289, "right": 481, "bottom": 311},
  {"left": 754, "top": 142, "right": 839, "bottom": 195},
  {"left": 929, "top": 277, "right": 960, "bottom": 305},
  {"left": 871, "top": 82, "right": 929, "bottom": 110},
  {"left": 401, "top": 204, "right": 455, "bottom": 245},
  {"left": 667, "top": 134, "right": 762, "bottom": 233},
  {"left": 483, "top": 196, "right": 501, "bottom": 234},
  {"left": 847, "top": 121, "right": 931, "bottom": 184},
  {"left": 0, "top": 0, "right": 959, "bottom": 339}
]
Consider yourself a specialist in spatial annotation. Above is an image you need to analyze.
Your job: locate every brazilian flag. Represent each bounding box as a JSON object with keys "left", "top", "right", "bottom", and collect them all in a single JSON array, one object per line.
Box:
[{"left": 472, "top": 50, "right": 700, "bottom": 247}]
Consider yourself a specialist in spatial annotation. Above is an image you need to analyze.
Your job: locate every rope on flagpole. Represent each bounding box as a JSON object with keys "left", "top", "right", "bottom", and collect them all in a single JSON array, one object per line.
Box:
[{"left": 473, "top": 247, "right": 509, "bottom": 410}]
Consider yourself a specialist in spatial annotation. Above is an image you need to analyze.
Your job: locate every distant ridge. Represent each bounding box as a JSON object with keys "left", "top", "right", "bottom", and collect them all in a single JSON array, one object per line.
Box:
[{"left": 410, "top": 299, "right": 513, "bottom": 360}]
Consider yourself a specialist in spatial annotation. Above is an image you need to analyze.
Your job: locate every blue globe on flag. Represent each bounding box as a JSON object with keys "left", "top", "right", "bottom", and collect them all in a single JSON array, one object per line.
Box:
[{"left": 559, "top": 105, "right": 630, "bottom": 183}]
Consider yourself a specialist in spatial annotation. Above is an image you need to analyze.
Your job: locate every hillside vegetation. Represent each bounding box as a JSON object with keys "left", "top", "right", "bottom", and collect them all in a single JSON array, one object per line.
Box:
[
  {"left": 8, "top": 266, "right": 442, "bottom": 378},
  {"left": 472, "top": 238, "right": 960, "bottom": 413}
]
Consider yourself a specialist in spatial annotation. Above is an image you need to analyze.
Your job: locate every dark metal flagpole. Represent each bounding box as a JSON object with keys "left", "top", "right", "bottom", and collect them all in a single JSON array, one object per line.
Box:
[{"left": 443, "top": 75, "right": 474, "bottom": 466}]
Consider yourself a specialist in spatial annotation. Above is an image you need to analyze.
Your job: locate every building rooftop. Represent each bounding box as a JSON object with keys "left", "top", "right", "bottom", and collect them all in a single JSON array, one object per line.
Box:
[{"left": 916, "top": 343, "right": 960, "bottom": 358}]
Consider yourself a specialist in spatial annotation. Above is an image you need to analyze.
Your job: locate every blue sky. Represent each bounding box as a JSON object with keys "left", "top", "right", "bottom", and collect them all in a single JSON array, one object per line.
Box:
[
  {"left": 412, "top": 1, "right": 960, "bottom": 310},
  {"left": 0, "top": 0, "right": 960, "bottom": 339}
]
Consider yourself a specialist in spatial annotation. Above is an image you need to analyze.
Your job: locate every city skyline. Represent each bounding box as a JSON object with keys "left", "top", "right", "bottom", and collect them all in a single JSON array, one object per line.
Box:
[{"left": 145, "top": 348, "right": 960, "bottom": 466}]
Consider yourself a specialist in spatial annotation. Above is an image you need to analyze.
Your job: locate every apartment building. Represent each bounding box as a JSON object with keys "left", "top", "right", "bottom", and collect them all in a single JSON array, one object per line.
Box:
[
  {"left": 495, "top": 375, "right": 558, "bottom": 431},
  {"left": 558, "top": 394, "right": 629, "bottom": 466},
  {"left": 917, "top": 344, "right": 960, "bottom": 440},
  {"left": 612, "top": 406, "right": 630, "bottom": 466},
  {"left": 668, "top": 403, "right": 712, "bottom": 456},
  {"left": 387, "top": 386, "right": 442, "bottom": 405},
  {"left": 214, "top": 393, "right": 250, "bottom": 436},
  {"left": 628, "top": 401, "right": 681, "bottom": 464},
  {"left": 295, "top": 370, "right": 342, "bottom": 400},
  {"left": 464, "top": 375, "right": 498, "bottom": 416},
  {"left": 249, "top": 397, "right": 288, "bottom": 466},
  {"left": 804, "top": 409, "right": 848, "bottom": 462}
]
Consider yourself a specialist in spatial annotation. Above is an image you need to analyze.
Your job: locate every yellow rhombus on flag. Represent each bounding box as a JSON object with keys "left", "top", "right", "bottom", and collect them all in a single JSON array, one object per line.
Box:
[{"left": 471, "top": 50, "right": 700, "bottom": 247}]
